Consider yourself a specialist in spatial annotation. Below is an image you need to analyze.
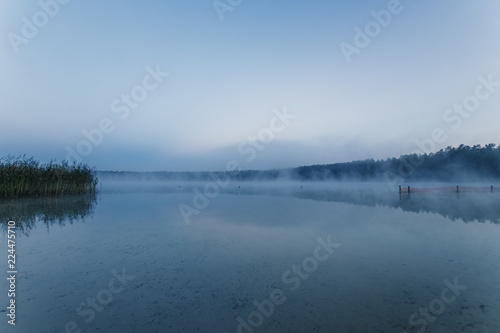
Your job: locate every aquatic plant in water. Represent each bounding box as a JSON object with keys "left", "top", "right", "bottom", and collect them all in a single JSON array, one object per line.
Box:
[{"left": 0, "top": 155, "right": 98, "bottom": 198}]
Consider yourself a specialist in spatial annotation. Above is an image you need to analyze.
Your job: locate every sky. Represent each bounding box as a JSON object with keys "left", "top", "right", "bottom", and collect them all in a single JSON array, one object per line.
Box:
[{"left": 1, "top": 0, "right": 500, "bottom": 171}]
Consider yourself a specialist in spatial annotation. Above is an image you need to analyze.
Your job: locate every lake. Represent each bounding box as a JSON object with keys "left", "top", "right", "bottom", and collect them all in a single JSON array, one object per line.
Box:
[{"left": 1, "top": 181, "right": 500, "bottom": 332}]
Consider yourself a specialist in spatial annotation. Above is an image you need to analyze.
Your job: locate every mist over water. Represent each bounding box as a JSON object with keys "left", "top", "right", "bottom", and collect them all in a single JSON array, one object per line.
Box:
[
  {"left": 98, "top": 179, "right": 500, "bottom": 224},
  {"left": 1, "top": 180, "right": 499, "bottom": 332}
]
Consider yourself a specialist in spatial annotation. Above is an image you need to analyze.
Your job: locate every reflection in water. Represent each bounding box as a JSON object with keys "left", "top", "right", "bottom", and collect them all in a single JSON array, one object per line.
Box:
[
  {"left": 1, "top": 181, "right": 499, "bottom": 236},
  {"left": 291, "top": 187, "right": 500, "bottom": 224},
  {"left": 0, "top": 193, "right": 98, "bottom": 235},
  {"left": 2, "top": 182, "right": 499, "bottom": 332},
  {"left": 170, "top": 182, "right": 500, "bottom": 224},
  {"left": 103, "top": 181, "right": 500, "bottom": 224},
  {"left": 397, "top": 192, "right": 500, "bottom": 223}
]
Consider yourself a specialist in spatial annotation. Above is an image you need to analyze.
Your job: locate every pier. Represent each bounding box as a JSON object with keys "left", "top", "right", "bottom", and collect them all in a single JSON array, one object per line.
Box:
[{"left": 399, "top": 185, "right": 494, "bottom": 194}]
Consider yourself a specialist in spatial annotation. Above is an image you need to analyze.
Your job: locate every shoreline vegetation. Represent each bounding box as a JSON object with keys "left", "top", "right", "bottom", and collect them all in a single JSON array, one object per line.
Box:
[
  {"left": 0, "top": 156, "right": 98, "bottom": 198},
  {"left": 2, "top": 144, "right": 499, "bottom": 198}
]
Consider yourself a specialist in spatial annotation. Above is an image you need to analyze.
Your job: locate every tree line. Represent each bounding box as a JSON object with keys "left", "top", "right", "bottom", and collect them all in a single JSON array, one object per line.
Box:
[
  {"left": 99, "top": 144, "right": 500, "bottom": 182},
  {"left": 291, "top": 144, "right": 500, "bottom": 181}
]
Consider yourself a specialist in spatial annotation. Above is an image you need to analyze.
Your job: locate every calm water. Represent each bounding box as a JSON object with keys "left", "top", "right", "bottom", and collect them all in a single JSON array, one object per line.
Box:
[{"left": 1, "top": 182, "right": 500, "bottom": 333}]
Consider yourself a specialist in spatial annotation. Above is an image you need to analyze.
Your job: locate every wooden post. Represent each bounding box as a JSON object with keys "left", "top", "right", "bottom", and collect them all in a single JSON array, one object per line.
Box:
[
  {"left": 408, "top": 186, "right": 410, "bottom": 193},
  {"left": 399, "top": 185, "right": 401, "bottom": 194},
  {"left": 456, "top": 185, "right": 459, "bottom": 193},
  {"left": 492, "top": 185, "right": 494, "bottom": 192}
]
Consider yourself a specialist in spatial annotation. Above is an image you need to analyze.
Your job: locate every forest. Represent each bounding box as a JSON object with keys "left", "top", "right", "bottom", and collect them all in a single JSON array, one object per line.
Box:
[{"left": 291, "top": 144, "right": 500, "bottom": 181}]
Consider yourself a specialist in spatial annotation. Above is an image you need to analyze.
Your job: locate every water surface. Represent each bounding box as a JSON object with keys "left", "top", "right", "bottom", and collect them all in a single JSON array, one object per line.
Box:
[{"left": 1, "top": 182, "right": 499, "bottom": 332}]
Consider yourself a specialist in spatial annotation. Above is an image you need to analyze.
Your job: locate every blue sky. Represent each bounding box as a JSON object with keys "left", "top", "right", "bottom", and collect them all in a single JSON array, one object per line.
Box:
[{"left": 1, "top": 0, "right": 500, "bottom": 171}]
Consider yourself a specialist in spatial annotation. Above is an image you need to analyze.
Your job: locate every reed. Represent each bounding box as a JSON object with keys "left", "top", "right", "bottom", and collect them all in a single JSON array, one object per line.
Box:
[{"left": 0, "top": 155, "right": 98, "bottom": 198}]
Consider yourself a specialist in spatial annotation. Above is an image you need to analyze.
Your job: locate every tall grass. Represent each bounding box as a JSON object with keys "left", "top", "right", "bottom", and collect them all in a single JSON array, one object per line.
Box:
[{"left": 0, "top": 155, "right": 98, "bottom": 198}]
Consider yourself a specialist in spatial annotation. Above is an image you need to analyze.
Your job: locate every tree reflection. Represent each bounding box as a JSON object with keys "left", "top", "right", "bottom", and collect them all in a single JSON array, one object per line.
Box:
[
  {"left": 292, "top": 187, "right": 500, "bottom": 224},
  {"left": 225, "top": 185, "right": 500, "bottom": 224}
]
